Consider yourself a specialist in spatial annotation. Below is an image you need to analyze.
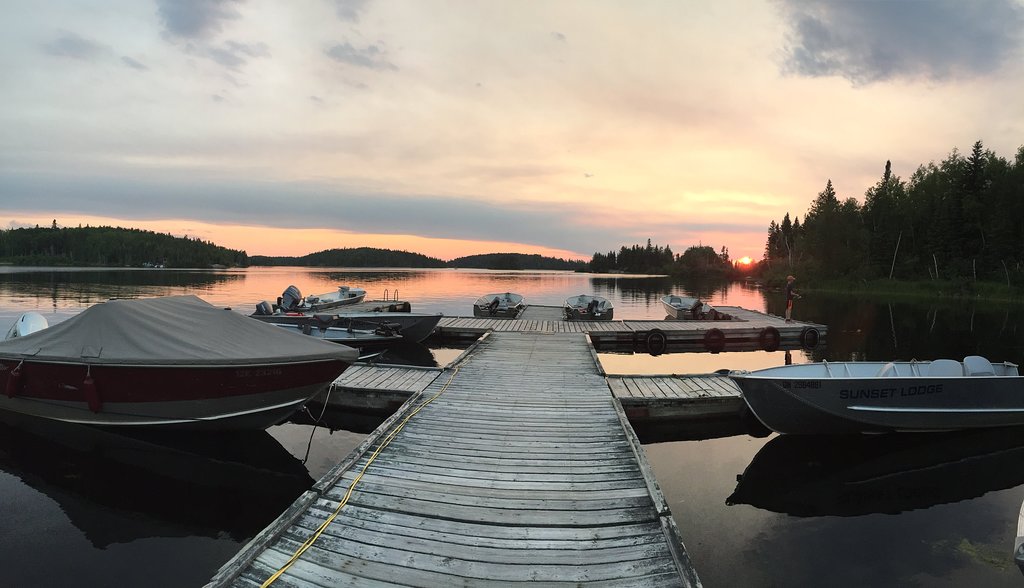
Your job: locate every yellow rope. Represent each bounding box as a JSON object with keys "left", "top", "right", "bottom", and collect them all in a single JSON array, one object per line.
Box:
[{"left": 261, "top": 365, "right": 462, "bottom": 587}]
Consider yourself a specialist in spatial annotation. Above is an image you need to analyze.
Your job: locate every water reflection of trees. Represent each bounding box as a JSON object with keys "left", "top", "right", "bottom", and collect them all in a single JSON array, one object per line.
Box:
[
  {"left": 0, "top": 269, "right": 242, "bottom": 306},
  {"left": 589, "top": 275, "right": 739, "bottom": 307},
  {"left": 781, "top": 293, "right": 1024, "bottom": 362}
]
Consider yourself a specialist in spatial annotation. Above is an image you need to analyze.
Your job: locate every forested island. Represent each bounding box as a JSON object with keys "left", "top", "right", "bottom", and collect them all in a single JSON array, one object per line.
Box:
[
  {"left": 588, "top": 241, "right": 737, "bottom": 277},
  {"left": 448, "top": 253, "right": 585, "bottom": 271},
  {"left": 0, "top": 225, "right": 247, "bottom": 268},
  {"left": 252, "top": 248, "right": 586, "bottom": 270},
  {"left": 250, "top": 247, "right": 446, "bottom": 268}
]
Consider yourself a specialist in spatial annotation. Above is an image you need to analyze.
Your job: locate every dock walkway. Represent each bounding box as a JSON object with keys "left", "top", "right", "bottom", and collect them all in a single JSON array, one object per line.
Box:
[
  {"left": 328, "top": 364, "right": 744, "bottom": 422},
  {"left": 210, "top": 332, "right": 700, "bottom": 586}
]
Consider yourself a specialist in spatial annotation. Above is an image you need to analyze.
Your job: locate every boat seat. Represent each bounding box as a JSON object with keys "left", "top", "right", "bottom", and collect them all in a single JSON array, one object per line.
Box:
[
  {"left": 926, "top": 359, "right": 964, "bottom": 377},
  {"left": 963, "top": 355, "right": 995, "bottom": 376}
]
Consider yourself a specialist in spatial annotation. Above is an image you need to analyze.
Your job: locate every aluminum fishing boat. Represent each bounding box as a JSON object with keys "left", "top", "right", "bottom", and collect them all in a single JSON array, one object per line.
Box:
[
  {"left": 731, "top": 356, "right": 1023, "bottom": 434},
  {"left": 274, "top": 284, "right": 366, "bottom": 313},
  {"left": 473, "top": 292, "right": 525, "bottom": 318},
  {"left": 564, "top": 294, "right": 614, "bottom": 321}
]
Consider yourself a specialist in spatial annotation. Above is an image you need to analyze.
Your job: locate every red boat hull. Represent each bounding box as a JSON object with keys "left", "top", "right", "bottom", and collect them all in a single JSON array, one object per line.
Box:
[{"left": 0, "top": 358, "right": 350, "bottom": 430}]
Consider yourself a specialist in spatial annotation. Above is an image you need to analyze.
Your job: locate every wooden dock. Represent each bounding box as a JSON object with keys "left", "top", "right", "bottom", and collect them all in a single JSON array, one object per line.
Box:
[
  {"left": 608, "top": 375, "right": 743, "bottom": 421},
  {"left": 209, "top": 332, "right": 701, "bottom": 587},
  {"left": 433, "top": 305, "right": 825, "bottom": 353},
  {"left": 326, "top": 363, "right": 744, "bottom": 424}
]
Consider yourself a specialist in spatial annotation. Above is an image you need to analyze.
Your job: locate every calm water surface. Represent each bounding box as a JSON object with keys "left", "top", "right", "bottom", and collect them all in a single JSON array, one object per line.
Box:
[{"left": 2, "top": 266, "right": 1024, "bottom": 587}]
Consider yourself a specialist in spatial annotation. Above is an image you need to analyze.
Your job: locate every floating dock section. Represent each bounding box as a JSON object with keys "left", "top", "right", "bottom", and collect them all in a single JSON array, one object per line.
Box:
[
  {"left": 434, "top": 305, "right": 825, "bottom": 353},
  {"left": 209, "top": 332, "right": 701, "bottom": 586}
]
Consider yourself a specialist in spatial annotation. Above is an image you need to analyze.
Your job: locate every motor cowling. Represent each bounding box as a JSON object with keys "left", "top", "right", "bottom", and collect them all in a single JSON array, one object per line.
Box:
[{"left": 280, "top": 285, "right": 303, "bottom": 311}]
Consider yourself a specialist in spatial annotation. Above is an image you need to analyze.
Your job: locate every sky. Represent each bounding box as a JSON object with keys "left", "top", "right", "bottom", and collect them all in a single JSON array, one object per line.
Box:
[{"left": 2, "top": 1, "right": 1023, "bottom": 261}]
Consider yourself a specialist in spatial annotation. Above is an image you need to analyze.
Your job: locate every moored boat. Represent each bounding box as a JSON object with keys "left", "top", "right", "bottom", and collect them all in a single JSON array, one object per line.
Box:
[
  {"left": 0, "top": 296, "right": 358, "bottom": 430},
  {"left": 661, "top": 295, "right": 732, "bottom": 320},
  {"left": 251, "top": 309, "right": 442, "bottom": 344},
  {"left": 269, "top": 321, "right": 403, "bottom": 348},
  {"left": 473, "top": 292, "right": 525, "bottom": 318},
  {"left": 731, "top": 357, "right": 1023, "bottom": 434},
  {"left": 274, "top": 284, "right": 366, "bottom": 313},
  {"left": 4, "top": 312, "right": 48, "bottom": 340},
  {"left": 564, "top": 294, "right": 614, "bottom": 320}
]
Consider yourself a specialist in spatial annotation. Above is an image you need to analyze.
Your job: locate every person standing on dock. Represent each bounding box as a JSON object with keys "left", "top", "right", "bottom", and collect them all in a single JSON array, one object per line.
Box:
[{"left": 785, "top": 275, "right": 800, "bottom": 322}]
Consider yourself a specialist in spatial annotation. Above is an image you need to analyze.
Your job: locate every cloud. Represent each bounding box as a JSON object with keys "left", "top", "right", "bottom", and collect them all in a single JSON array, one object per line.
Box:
[
  {"left": 204, "top": 40, "right": 270, "bottom": 70},
  {"left": 777, "top": 0, "right": 1024, "bottom": 83},
  {"left": 42, "top": 31, "right": 106, "bottom": 60},
  {"left": 121, "top": 56, "right": 148, "bottom": 71},
  {"left": 325, "top": 42, "right": 397, "bottom": 71},
  {"left": 156, "top": 0, "right": 243, "bottom": 40},
  {"left": 334, "top": 0, "right": 370, "bottom": 23}
]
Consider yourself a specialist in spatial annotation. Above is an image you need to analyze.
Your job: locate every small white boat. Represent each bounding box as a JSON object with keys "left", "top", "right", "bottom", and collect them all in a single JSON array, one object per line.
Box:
[
  {"left": 564, "top": 294, "right": 613, "bottom": 321},
  {"left": 473, "top": 292, "right": 525, "bottom": 318},
  {"left": 661, "top": 295, "right": 732, "bottom": 320},
  {"left": 731, "top": 356, "right": 1023, "bottom": 434},
  {"left": 305, "top": 285, "right": 366, "bottom": 310},
  {"left": 661, "top": 295, "right": 703, "bottom": 319},
  {"left": 4, "top": 312, "right": 48, "bottom": 340},
  {"left": 275, "top": 285, "right": 366, "bottom": 313}
]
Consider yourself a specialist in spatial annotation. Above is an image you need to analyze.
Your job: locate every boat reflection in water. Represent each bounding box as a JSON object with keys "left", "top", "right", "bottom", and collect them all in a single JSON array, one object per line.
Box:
[
  {"left": 727, "top": 426, "right": 1024, "bottom": 517},
  {"left": 0, "top": 412, "right": 313, "bottom": 548}
]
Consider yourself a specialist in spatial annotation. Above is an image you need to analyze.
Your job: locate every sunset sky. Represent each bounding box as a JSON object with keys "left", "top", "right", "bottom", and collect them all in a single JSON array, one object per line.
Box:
[{"left": 2, "top": 1, "right": 1022, "bottom": 261}]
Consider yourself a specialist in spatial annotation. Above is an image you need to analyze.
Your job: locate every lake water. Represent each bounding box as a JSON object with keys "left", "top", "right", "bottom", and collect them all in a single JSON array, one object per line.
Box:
[{"left": 2, "top": 266, "right": 1024, "bottom": 587}]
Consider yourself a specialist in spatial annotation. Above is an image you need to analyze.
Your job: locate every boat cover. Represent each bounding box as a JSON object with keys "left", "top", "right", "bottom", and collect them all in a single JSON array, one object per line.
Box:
[{"left": 0, "top": 295, "right": 358, "bottom": 366}]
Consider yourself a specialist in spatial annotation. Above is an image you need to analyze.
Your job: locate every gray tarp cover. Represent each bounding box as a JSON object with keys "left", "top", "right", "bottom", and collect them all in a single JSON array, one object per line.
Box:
[{"left": 0, "top": 295, "right": 359, "bottom": 366}]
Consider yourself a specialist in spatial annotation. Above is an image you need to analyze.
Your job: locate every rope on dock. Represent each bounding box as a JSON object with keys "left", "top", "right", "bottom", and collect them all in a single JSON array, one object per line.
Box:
[{"left": 260, "top": 364, "right": 464, "bottom": 587}]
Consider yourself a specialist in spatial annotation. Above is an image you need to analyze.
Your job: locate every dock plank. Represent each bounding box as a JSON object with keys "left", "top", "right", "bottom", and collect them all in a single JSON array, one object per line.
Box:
[{"left": 209, "top": 332, "right": 699, "bottom": 587}]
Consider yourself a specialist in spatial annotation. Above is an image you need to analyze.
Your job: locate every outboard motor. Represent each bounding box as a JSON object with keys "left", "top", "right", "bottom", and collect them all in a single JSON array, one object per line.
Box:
[
  {"left": 254, "top": 300, "right": 274, "bottom": 315},
  {"left": 280, "top": 285, "right": 303, "bottom": 312}
]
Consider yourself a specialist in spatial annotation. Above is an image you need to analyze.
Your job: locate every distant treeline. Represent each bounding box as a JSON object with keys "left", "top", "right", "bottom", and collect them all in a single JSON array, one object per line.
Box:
[
  {"left": 250, "top": 247, "right": 446, "bottom": 267},
  {"left": 589, "top": 240, "right": 737, "bottom": 277},
  {"left": 0, "top": 225, "right": 248, "bottom": 268},
  {"left": 251, "top": 248, "right": 587, "bottom": 270},
  {"left": 763, "top": 141, "right": 1024, "bottom": 287},
  {"left": 448, "top": 252, "right": 585, "bottom": 271}
]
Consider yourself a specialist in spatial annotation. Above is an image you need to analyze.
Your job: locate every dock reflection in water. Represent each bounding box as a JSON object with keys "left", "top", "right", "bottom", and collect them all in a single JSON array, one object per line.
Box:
[
  {"left": 727, "top": 426, "right": 1024, "bottom": 517},
  {"left": 0, "top": 413, "right": 313, "bottom": 548}
]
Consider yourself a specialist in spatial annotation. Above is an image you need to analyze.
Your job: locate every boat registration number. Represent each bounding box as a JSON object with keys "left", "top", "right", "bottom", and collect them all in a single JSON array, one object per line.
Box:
[{"left": 781, "top": 380, "right": 821, "bottom": 389}]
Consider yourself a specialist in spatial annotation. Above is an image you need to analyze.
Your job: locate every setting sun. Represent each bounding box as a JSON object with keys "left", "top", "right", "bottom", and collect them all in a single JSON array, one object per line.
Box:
[{"left": 737, "top": 256, "right": 753, "bottom": 265}]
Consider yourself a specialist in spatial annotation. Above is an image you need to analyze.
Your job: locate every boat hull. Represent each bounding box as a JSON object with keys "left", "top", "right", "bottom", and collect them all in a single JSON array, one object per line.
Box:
[
  {"left": 0, "top": 358, "right": 350, "bottom": 430},
  {"left": 564, "top": 307, "right": 614, "bottom": 321},
  {"left": 662, "top": 301, "right": 685, "bottom": 319},
  {"left": 473, "top": 293, "right": 525, "bottom": 319},
  {"left": 733, "top": 373, "right": 1024, "bottom": 434},
  {"left": 252, "top": 313, "right": 441, "bottom": 343},
  {"left": 473, "top": 305, "right": 523, "bottom": 319}
]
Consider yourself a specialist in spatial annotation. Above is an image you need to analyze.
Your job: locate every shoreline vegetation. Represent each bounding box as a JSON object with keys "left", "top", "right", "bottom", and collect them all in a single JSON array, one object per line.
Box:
[{"left": 4, "top": 138, "right": 1021, "bottom": 303}]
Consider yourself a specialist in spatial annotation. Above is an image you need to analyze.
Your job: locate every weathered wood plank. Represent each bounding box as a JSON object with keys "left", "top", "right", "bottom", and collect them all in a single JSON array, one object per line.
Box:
[{"left": 209, "top": 332, "right": 698, "bottom": 587}]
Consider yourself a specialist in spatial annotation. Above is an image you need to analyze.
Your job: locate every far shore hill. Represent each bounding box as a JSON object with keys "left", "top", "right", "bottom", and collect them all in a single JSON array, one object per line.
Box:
[{"left": 249, "top": 248, "right": 587, "bottom": 271}]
